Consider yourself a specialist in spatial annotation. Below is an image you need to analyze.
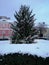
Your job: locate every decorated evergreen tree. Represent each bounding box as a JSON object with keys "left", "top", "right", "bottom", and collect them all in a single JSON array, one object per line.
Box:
[{"left": 11, "top": 5, "right": 38, "bottom": 43}]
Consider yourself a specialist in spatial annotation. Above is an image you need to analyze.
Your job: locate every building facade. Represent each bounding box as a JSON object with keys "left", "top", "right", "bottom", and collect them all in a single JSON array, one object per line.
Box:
[
  {"left": 43, "top": 28, "right": 49, "bottom": 39},
  {"left": 0, "top": 16, "right": 12, "bottom": 39}
]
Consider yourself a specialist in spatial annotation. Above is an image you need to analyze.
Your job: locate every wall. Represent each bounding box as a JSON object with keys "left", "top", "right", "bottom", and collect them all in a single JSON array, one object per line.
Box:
[{"left": 0, "top": 16, "right": 12, "bottom": 39}]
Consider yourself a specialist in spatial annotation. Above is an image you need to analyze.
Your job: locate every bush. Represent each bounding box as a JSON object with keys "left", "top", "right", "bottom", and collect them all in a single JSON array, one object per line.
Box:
[{"left": 0, "top": 53, "right": 49, "bottom": 65}]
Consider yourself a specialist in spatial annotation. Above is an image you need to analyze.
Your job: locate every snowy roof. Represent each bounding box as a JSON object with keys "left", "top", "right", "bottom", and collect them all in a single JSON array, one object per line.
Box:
[{"left": 0, "top": 16, "right": 10, "bottom": 20}]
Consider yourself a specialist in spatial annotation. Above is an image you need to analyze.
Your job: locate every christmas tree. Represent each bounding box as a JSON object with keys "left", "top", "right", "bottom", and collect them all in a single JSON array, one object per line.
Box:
[{"left": 11, "top": 5, "right": 38, "bottom": 43}]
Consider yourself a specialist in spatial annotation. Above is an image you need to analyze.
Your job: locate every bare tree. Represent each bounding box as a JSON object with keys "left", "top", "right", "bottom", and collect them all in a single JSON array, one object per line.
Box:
[{"left": 38, "top": 22, "right": 47, "bottom": 37}]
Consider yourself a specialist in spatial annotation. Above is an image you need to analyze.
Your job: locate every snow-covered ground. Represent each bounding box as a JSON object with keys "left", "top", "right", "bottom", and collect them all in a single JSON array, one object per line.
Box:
[{"left": 0, "top": 39, "right": 49, "bottom": 58}]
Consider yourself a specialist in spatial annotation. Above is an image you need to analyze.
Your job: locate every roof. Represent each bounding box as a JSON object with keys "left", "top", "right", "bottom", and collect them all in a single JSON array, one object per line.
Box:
[
  {"left": 0, "top": 16, "right": 14, "bottom": 23},
  {"left": 0, "top": 16, "right": 10, "bottom": 20}
]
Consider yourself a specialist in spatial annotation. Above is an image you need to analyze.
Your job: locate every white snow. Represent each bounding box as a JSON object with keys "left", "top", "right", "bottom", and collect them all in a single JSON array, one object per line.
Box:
[{"left": 0, "top": 39, "right": 49, "bottom": 58}]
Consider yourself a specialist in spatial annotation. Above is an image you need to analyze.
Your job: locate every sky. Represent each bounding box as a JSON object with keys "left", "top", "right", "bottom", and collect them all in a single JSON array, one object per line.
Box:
[{"left": 0, "top": 0, "right": 49, "bottom": 25}]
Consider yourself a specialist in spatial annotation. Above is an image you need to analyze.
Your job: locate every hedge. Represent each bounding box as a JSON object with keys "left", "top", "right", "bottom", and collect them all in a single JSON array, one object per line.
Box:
[{"left": 0, "top": 53, "right": 49, "bottom": 65}]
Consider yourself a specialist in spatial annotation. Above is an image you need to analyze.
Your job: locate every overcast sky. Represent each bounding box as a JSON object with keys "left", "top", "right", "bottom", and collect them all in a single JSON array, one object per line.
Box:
[{"left": 0, "top": 0, "right": 49, "bottom": 25}]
